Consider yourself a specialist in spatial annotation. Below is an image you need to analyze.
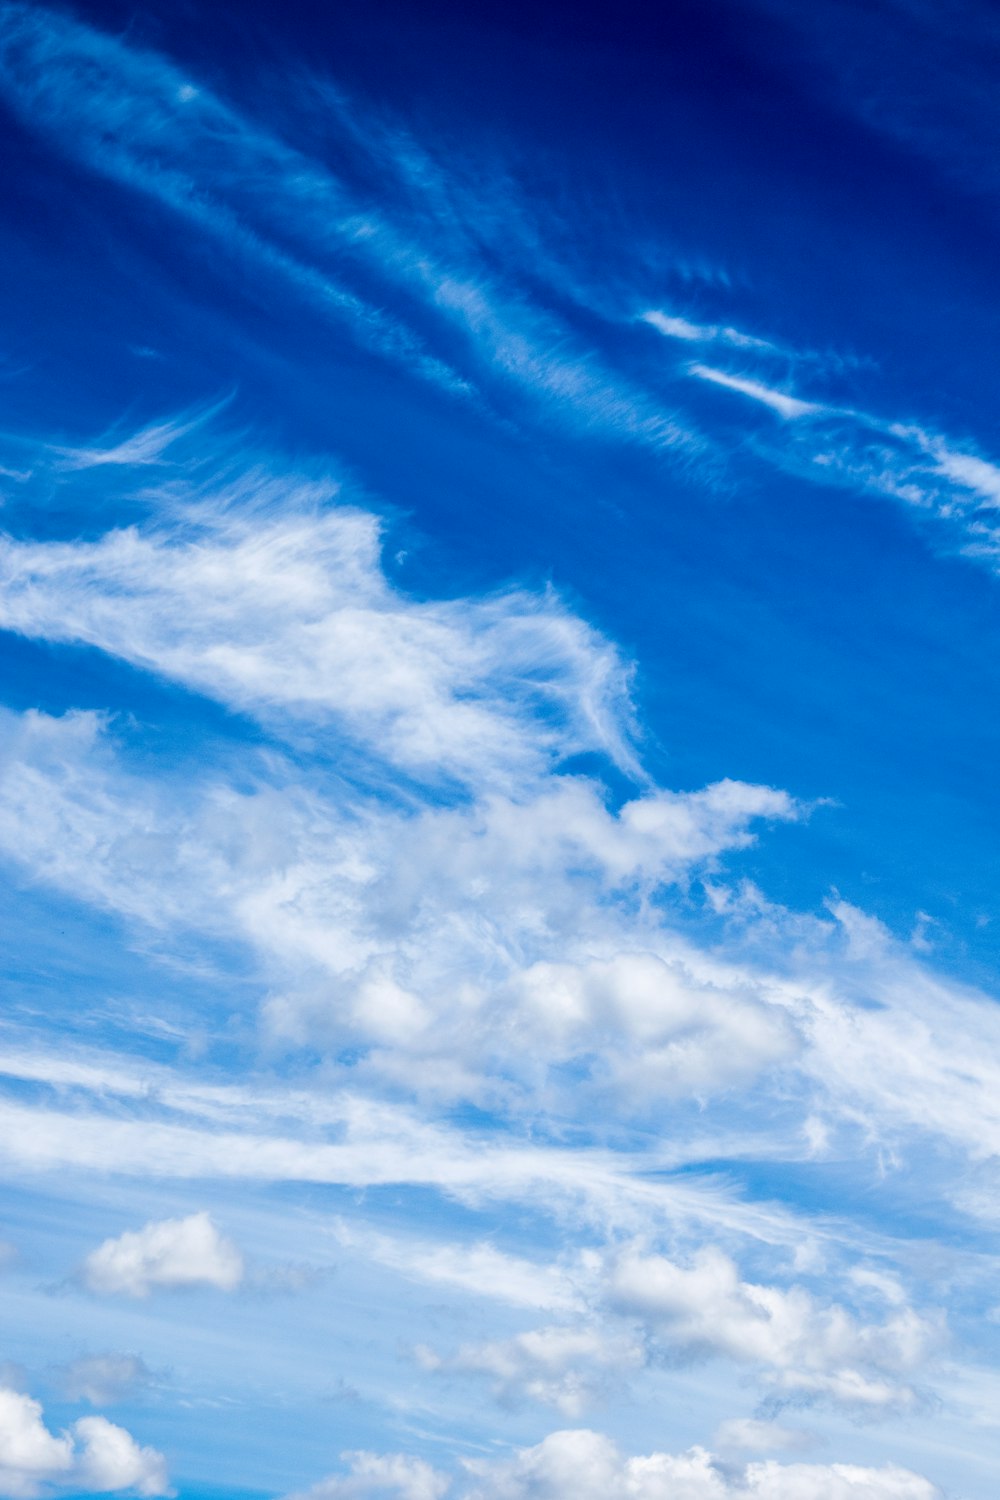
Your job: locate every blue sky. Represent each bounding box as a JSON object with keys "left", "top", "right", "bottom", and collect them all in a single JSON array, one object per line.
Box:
[{"left": 0, "top": 0, "right": 999, "bottom": 1496}]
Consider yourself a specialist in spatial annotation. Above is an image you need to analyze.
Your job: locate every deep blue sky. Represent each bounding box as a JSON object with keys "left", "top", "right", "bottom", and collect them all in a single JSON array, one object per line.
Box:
[{"left": 1, "top": 2, "right": 1000, "bottom": 1497}]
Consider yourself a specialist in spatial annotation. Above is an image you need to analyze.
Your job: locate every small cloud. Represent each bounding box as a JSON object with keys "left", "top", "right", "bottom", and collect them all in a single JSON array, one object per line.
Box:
[
  {"left": 910, "top": 910, "right": 938, "bottom": 953},
  {"left": 641, "top": 309, "right": 708, "bottom": 341},
  {"left": 690, "top": 363, "right": 821, "bottom": 419},
  {"left": 80, "top": 1212, "right": 244, "bottom": 1299},
  {"left": 641, "top": 309, "right": 779, "bottom": 354}
]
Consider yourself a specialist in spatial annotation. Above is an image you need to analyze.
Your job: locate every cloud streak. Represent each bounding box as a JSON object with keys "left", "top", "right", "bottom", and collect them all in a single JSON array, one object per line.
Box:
[{"left": 0, "top": 3, "right": 699, "bottom": 455}]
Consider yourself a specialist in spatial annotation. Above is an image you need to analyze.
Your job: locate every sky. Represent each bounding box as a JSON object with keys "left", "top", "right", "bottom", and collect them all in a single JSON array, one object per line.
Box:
[{"left": 1, "top": 0, "right": 1000, "bottom": 1495}]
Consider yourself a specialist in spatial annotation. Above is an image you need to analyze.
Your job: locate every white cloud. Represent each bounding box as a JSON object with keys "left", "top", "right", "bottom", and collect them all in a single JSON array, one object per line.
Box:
[
  {"left": 786, "top": 899, "right": 1000, "bottom": 1163},
  {"left": 0, "top": 1092, "right": 809, "bottom": 1248},
  {"left": 608, "top": 1244, "right": 937, "bottom": 1408},
  {"left": 0, "top": 8, "right": 998, "bottom": 1492},
  {"left": 0, "top": 477, "right": 638, "bottom": 789},
  {"left": 80, "top": 1212, "right": 243, "bottom": 1298},
  {"left": 0, "top": 421, "right": 991, "bottom": 1467},
  {"left": 0, "top": 1387, "right": 170, "bottom": 1499},
  {"left": 286, "top": 1452, "right": 450, "bottom": 1500},
  {"left": 460, "top": 1430, "right": 940, "bottom": 1500},
  {"left": 708, "top": 385, "right": 1000, "bottom": 570},
  {"left": 890, "top": 422, "right": 1000, "bottom": 508},
  {"left": 641, "top": 309, "right": 779, "bottom": 353},
  {"left": 0, "top": 4, "right": 473, "bottom": 401},
  {"left": 50, "top": 411, "right": 210, "bottom": 471},
  {"left": 72, "top": 1417, "right": 171, "bottom": 1498},
  {"left": 0, "top": 430, "right": 803, "bottom": 1118},
  {"left": 507, "top": 951, "right": 796, "bottom": 1100},
  {"left": 689, "top": 365, "right": 822, "bottom": 420},
  {"left": 0, "top": 692, "right": 800, "bottom": 1113},
  {"left": 642, "top": 309, "right": 709, "bottom": 341}
]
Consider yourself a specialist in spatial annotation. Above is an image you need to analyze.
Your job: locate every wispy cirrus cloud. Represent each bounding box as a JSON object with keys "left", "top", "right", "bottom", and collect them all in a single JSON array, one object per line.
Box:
[
  {"left": 689, "top": 364, "right": 823, "bottom": 421},
  {"left": 670, "top": 342, "right": 1000, "bottom": 564},
  {"left": 0, "top": 3, "right": 699, "bottom": 456},
  {"left": 0, "top": 421, "right": 640, "bottom": 790},
  {"left": 641, "top": 309, "right": 782, "bottom": 354}
]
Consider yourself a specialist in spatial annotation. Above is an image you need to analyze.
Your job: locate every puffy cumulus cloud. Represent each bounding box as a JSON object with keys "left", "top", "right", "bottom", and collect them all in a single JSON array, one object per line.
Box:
[
  {"left": 56, "top": 1354, "right": 152, "bottom": 1406},
  {"left": 80, "top": 1212, "right": 243, "bottom": 1298},
  {"left": 71, "top": 1417, "right": 171, "bottom": 1498},
  {"left": 416, "top": 1324, "right": 644, "bottom": 1416},
  {"left": 464, "top": 1430, "right": 722, "bottom": 1500},
  {"left": 0, "top": 1386, "right": 170, "bottom": 1498},
  {"left": 285, "top": 1451, "right": 450, "bottom": 1500},
  {"left": 0, "top": 704, "right": 799, "bottom": 1115},
  {"left": 608, "top": 1245, "right": 938, "bottom": 1409},
  {"left": 339, "top": 1430, "right": 938, "bottom": 1500}
]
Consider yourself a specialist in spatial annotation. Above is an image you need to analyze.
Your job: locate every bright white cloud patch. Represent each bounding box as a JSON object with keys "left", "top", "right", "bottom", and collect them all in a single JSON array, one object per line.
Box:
[
  {"left": 0, "top": 1387, "right": 170, "bottom": 1498},
  {"left": 293, "top": 1431, "right": 941, "bottom": 1500},
  {"left": 80, "top": 1212, "right": 243, "bottom": 1298}
]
